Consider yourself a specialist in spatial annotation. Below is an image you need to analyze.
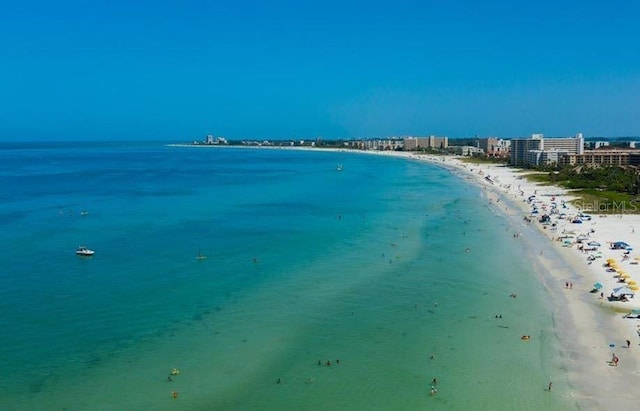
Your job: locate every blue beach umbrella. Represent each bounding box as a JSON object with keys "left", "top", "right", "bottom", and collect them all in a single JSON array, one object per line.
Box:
[{"left": 593, "top": 282, "right": 603, "bottom": 290}]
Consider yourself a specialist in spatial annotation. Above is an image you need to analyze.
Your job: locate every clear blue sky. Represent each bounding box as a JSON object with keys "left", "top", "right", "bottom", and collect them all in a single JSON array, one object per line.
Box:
[{"left": 1, "top": 0, "right": 639, "bottom": 141}]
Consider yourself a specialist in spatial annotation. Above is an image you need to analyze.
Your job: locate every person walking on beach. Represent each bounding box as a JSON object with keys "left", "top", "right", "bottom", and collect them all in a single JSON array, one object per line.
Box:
[
  {"left": 626, "top": 339, "right": 631, "bottom": 348},
  {"left": 548, "top": 382, "right": 552, "bottom": 391}
]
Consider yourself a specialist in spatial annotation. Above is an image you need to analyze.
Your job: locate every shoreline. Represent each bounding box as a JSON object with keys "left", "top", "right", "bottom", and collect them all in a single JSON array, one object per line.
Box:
[{"left": 411, "top": 154, "right": 640, "bottom": 408}]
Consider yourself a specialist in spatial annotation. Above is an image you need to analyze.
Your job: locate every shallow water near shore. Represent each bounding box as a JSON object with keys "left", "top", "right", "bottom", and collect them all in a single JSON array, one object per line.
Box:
[{"left": 0, "top": 143, "right": 569, "bottom": 410}]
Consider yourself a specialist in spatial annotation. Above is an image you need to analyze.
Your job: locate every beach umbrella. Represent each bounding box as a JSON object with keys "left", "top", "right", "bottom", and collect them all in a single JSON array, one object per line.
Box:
[
  {"left": 631, "top": 285, "right": 640, "bottom": 291},
  {"left": 588, "top": 241, "right": 601, "bottom": 247},
  {"left": 593, "top": 282, "right": 603, "bottom": 290},
  {"left": 626, "top": 280, "right": 637, "bottom": 286},
  {"left": 620, "top": 274, "right": 631, "bottom": 279}
]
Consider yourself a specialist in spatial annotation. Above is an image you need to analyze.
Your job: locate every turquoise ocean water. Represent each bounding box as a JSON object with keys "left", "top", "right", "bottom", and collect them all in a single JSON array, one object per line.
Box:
[{"left": 0, "top": 143, "right": 568, "bottom": 410}]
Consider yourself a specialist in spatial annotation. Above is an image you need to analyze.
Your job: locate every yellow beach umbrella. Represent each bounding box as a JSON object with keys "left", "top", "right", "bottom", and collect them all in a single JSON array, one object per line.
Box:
[
  {"left": 608, "top": 258, "right": 617, "bottom": 263},
  {"left": 626, "top": 280, "right": 637, "bottom": 286},
  {"left": 620, "top": 273, "right": 631, "bottom": 279},
  {"left": 630, "top": 285, "right": 640, "bottom": 291}
]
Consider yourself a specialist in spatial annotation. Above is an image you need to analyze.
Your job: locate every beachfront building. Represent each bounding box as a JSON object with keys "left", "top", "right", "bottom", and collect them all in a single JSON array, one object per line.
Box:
[
  {"left": 510, "top": 135, "right": 542, "bottom": 166},
  {"left": 510, "top": 133, "right": 584, "bottom": 167},
  {"left": 347, "top": 138, "right": 404, "bottom": 150},
  {"left": 453, "top": 146, "right": 484, "bottom": 156},
  {"left": 477, "top": 138, "right": 510, "bottom": 157},
  {"left": 527, "top": 150, "right": 571, "bottom": 167},
  {"left": 369, "top": 138, "right": 404, "bottom": 151},
  {"left": 559, "top": 150, "right": 640, "bottom": 167},
  {"left": 403, "top": 135, "right": 449, "bottom": 151},
  {"left": 543, "top": 133, "right": 584, "bottom": 155}
]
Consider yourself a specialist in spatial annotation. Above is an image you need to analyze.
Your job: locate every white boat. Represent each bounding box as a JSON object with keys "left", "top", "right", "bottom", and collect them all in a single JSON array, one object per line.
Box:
[{"left": 76, "top": 246, "right": 95, "bottom": 256}]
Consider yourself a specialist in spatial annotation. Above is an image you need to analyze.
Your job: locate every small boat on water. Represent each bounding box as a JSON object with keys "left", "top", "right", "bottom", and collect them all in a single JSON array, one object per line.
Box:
[{"left": 76, "top": 246, "right": 95, "bottom": 256}]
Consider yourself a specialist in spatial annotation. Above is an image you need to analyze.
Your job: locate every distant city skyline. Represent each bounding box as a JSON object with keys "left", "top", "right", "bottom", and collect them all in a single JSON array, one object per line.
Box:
[{"left": 1, "top": 0, "right": 639, "bottom": 142}]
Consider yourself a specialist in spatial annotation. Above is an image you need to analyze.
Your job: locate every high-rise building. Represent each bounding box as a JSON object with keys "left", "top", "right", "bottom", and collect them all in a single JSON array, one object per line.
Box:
[
  {"left": 403, "top": 135, "right": 448, "bottom": 150},
  {"left": 542, "top": 134, "right": 584, "bottom": 155},
  {"left": 510, "top": 133, "right": 584, "bottom": 166},
  {"left": 510, "top": 136, "right": 542, "bottom": 166}
]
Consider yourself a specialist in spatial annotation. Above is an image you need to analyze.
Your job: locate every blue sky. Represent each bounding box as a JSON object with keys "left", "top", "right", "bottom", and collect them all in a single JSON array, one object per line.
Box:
[{"left": 1, "top": 0, "right": 639, "bottom": 141}]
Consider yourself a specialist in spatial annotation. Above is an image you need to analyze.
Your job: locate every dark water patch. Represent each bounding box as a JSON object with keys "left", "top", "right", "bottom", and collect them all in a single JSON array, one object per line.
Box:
[
  {"left": 0, "top": 210, "right": 30, "bottom": 224},
  {"left": 28, "top": 380, "right": 44, "bottom": 394}
]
